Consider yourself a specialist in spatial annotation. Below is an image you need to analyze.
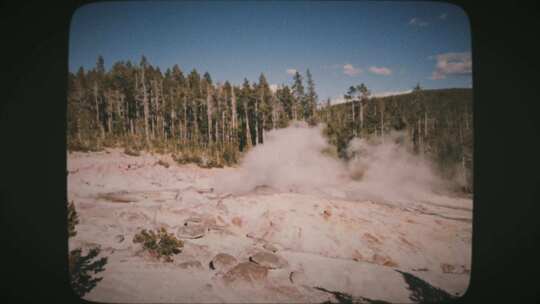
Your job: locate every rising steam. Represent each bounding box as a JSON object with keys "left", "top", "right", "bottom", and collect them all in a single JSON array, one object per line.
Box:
[{"left": 211, "top": 121, "right": 457, "bottom": 204}]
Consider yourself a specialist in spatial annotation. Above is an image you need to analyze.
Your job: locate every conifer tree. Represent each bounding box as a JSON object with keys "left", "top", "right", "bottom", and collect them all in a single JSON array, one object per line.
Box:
[
  {"left": 305, "top": 69, "right": 318, "bottom": 120},
  {"left": 291, "top": 71, "right": 304, "bottom": 121}
]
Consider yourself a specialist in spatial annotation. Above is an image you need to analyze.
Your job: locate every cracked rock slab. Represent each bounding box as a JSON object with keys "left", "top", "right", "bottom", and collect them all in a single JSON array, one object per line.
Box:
[
  {"left": 210, "top": 253, "right": 237, "bottom": 271},
  {"left": 176, "top": 225, "right": 206, "bottom": 239},
  {"left": 222, "top": 262, "right": 269, "bottom": 284},
  {"left": 249, "top": 251, "right": 289, "bottom": 269}
]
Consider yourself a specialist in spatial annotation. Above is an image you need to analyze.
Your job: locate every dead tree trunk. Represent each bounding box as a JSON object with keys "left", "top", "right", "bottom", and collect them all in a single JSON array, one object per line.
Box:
[
  {"left": 359, "top": 100, "right": 364, "bottom": 134},
  {"left": 379, "top": 99, "right": 385, "bottom": 139},
  {"left": 106, "top": 91, "right": 113, "bottom": 135},
  {"left": 141, "top": 67, "right": 150, "bottom": 146},
  {"left": 352, "top": 99, "right": 356, "bottom": 137},
  {"left": 93, "top": 82, "right": 105, "bottom": 140},
  {"left": 206, "top": 87, "right": 213, "bottom": 145},
  {"left": 231, "top": 86, "right": 237, "bottom": 143},
  {"left": 424, "top": 111, "right": 428, "bottom": 137},
  {"left": 244, "top": 99, "right": 252, "bottom": 149}
]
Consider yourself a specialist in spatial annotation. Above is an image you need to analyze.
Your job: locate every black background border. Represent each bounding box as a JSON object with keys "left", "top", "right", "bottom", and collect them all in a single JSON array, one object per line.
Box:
[{"left": 1, "top": 0, "right": 540, "bottom": 303}]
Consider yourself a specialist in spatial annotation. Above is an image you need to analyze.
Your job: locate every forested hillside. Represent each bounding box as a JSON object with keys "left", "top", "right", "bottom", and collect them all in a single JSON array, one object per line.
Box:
[
  {"left": 67, "top": 56, "right": 317, "bottom": 167},
  {"left": 67, "top": 56, "right": 472, "bottom": 191},
  {"left": 320, "top": 87, "right": 473, "bottom": 192}
]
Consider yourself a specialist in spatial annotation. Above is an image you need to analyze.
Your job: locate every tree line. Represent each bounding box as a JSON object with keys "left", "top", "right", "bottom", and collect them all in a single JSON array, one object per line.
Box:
[
  {"left": 67, "top": 55, "right": 318, "bottom": 166},
  {"left": 319, "top": 85, "right": 473, "bottom": 192},
  {"left": 68, "top": 56, "right": 472, "bottom": 191}
]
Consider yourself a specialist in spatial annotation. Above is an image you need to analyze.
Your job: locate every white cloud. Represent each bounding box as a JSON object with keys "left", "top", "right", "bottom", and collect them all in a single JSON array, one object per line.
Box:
[
  {"left": 286, "top": 69, "right": 297, "bottom": 75},
  {"left": 368, "top": 66, "right": 392, "bottom": 76},
  {"left": 439, "top": 13, "right": 447, "bottom": 20},
  {"left": 430, "top": 52, "right": 472, "bottom": 80},
  {"left": 343, "top": 64, "right": 362, "bottom": 76},
  {"left": 371, "top": 89, "right": 412, "bottom": 98},
  {"left": 269, "top": 84, "right": 279, "bottom": 93},
  {"left": 409, "top": 17, "right": 429, "bottom": 27}
]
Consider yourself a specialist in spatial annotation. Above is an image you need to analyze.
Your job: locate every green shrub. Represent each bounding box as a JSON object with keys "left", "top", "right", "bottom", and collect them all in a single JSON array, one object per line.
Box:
[
  {"left": 67, "top": 201, "right": 108, "bottom": 297},
  {"left": 124, "top": 146, "right": 141, "bottom": 156},
  {"left": 67, "top": 201, "right": 79, "bottom": 238},
  {"left": 173, "top": 150, "right": 203, "bottom": 166},
  {"left": 69, "top": 247, "right": 108, "bottom": 297},
  {"left": 222, "top": 144, "right": 239, "bottom": 166},
  {"left": 68, "top": 138, "right": 103, "bottom": 152},
  {"left": 133, "top": 228, "right": 184, "bottom": 262},
  {"left": 156, "top": 159, "right": 170, "bottom": 168}
]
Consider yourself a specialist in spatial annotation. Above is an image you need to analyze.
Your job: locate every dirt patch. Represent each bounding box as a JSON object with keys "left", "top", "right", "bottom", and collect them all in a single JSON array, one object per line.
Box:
[
  {"left": 322, "top": 208, "right": 332, "bottom": 220},
  {"left": 97, "top": 192, "right": 138, "bottom": 203},
  {"left": 231, "top": 216, "right": 243, "bottom": 227},
  {"left": 222, "top": 262, "right": 269, "bottom": 284},
  {"left": 372, "top": 254, "right": 398, "bottom": 267},
  {"left": 399, "top": 236, "right": 416, "bottom": 251},
  {"left": 352, "top": 250, "right": 364, "bottom": 262},
  {"left": 363, "top": 233, "right": 381, "bottom": 245}
]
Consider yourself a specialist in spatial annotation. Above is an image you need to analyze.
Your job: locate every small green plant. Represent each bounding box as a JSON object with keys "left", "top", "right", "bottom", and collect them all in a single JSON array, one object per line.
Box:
[
  {"left": 133, "top": 228, "right": 184, "bottom": 262},
  {"left": 124, "top": 146, "right": 141, "bottom": 156},
  {"left": 69, "top": 247, "right": 108, "bottom": 297},
  {"left": 67, "top": 200, "right": 79, "bottom": 238},
  {"left": 67, "top": 201, "right": 108, "bottom": 297},
  {"left": 222, "top": 144, "right": 239, "bottom": 166},
  {"left": 173, "top": 150, "right": 203, "bottom": 166},
  {"left": 156, "top": 159, "right": 170, "bottom": 168}
]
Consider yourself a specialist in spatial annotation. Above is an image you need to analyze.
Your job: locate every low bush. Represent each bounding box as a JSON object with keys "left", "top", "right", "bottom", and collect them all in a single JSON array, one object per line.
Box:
[
  {"left": 173, "top": 150, "right": 203, "bottom": 166},
  {"left": 133, "top": 228, "right": 184, "bottom": 262},
  {"left": 124, "top": 146, "right": 141, "bottom": 156},
  {"left": 156, "top": 159, "right": 170, "bottom": 168},
  {"left": 67, "top": 201, "right": 79, "bottom": 238}
]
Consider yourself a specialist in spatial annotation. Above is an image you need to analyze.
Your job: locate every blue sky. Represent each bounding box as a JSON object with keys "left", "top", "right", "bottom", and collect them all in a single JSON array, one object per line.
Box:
[{"left": 69, "top": 0, "right": 472, "bottom": 103}]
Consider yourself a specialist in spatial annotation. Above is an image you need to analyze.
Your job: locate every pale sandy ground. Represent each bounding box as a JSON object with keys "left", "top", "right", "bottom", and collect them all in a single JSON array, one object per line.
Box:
[{"left": 67, "top": 148, "right": 472, "bottom": 303}]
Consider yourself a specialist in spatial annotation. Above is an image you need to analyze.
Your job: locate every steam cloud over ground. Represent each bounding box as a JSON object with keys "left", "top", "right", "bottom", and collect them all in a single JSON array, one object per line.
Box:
[{"left": 211, "top": 122, "right": 455, "bottom": 205}]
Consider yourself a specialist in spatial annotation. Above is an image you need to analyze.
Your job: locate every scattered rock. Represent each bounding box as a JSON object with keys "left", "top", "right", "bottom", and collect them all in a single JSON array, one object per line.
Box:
[
  {"left": 322, "top": 208, "right": 332, "bottom": 220},
  {"left": 253, "top": 185, "right": 276, "bottom": 195},
  {"left": 184, "top": 216, "right": 203, "bottom": 225},
  {"left": 352, "top": 250, "right": 364, "bottom": 262},
  {"left": 178, "top": 260, "right": 203, "bottom": 269},
  {"left": 398, "top": 236, "right": 418, "bottom": 252},
  {"left": 177, "top": 188, "right": 210, "bottom": 205},
  {"left": 207, "top": 225, "right": 234, "bottom": 236},
  {"left": 231, "top": 216, "right": 243, "bottom": 227},
  {"left": 155, "top": 159, "right": 170, "bottom": 168},
  {"left": 372, "top": 254, "right": 398, "bottom": 267},
  {"left": 222, "top": 262, "right": 268, "bottom": 284},
  {"left": 249, "top": 251, "right": 288, "bottom": 269},
  {"left": 268, "top": 285, "right": 303, "bottom": 299},
  {"left": 216, "top": 201, "right": 229, "bottom": 212},
  {"left": 441, "top": 263, "right": 455, "bottom": 273},
  {"left": 216, "top": 215, "right": 226, "bottom": 225},
  {"left": 176, "top": 225, "right": 206, "bottom": 239},
  {"left": 117, "top": 211, "right": 150, "bottom": 224},
  {"left": 203, "top": 217, "right": 217, "bottom": 227},
  {"left": 441, "top": 263, "right": 469, "bottom": 274},
  {"left": 289, "top": 270, "right": 307, "bottom": 284},
  {"left": 97, "top": 191, "right": 139, "bottom": 203},
  {"left": 263, "top": 243, "right": 279, "bottom": 253},
  {"left": 210, "top": 253, "right": 237, "bottom": 271},
  {"left": 363, "top": 233, "right": 381, "bottom": 245},
  {"left": 114, "top": 234, "right": 125, "bottom": 243}
]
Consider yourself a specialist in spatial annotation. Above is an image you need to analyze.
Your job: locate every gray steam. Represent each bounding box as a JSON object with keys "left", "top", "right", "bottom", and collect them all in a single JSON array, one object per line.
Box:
[{"left": 211, "top": 122, "right": 457, "bottom": 204}]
